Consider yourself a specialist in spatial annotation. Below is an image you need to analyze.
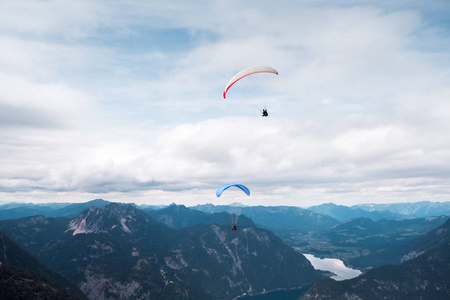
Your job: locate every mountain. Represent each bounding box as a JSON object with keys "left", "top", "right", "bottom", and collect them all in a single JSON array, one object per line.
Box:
[
  {"left": 301, "top": 236, "right": 450, "bottom": 300},
  {"left": 357, "top": 218, "right": 450, "bottom": 268},
  {"left": 354, "top": 201, "right": 450, "bottom": 218},
  {"left": 144, "top": 204, "right": 256, "bottom": 229},
  {"left": 0, "top": 265, "right": 82, "bottom": 300},
  {"left": 308, "top": 202, "right": 404, "bottom": 221},
  {"left": 0, "top": 203, "right": 323, "bottom": 300},
  {"left": 0, "top": 215, "right": 74, "bottom": 255},
  {"left": 67, "top": 202, "right": 155, "bottom": 235},
  {"left": 289, "top": 215, "right": 449, "bottom": 271},
  {"left": 0, "top": 199, "right": 110, "bottom": 220},
  {"left": 321, "top": 216, "right": 448, "bottom": 269},
  {"left": 401, "top": 218, "right": 450, "bottom": 262},
  {"left": 192, "top": 204, "right": 340, "bottom": 233},
  {"left": 322, "top": 216, "right": 449, "bottom": 247},
  {"left": 0, "top": 231, "right": 84, "bottom": 298},
  {"left": 164, "top": 224, "right": 322, "bottom": 299}
]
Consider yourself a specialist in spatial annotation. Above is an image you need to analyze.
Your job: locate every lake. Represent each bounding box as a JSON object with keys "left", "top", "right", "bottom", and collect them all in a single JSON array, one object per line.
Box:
[{"left": 303, "top": 254, "right": 362, "bottom": 281}]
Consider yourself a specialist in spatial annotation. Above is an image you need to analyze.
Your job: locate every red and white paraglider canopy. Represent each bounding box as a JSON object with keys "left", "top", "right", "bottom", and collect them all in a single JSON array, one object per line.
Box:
[{"left": 223, "top": 66, "right": 278, "bottom": 99}]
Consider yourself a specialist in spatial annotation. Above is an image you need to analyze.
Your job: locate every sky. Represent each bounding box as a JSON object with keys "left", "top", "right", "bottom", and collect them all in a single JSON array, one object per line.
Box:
[{"left": 0, "top": 0, "right": 449, "bottom": 207}]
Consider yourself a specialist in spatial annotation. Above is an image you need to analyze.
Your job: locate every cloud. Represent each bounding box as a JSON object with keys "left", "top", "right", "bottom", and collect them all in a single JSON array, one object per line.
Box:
[
  {"left": 0, "top": 73, "right": 92, "bottom": 129},
  {"left": 0, "top": 0, "right": 449, "bottom": 206}
]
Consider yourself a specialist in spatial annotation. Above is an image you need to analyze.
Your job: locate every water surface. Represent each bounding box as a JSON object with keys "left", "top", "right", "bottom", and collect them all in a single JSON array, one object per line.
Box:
[{"left": 304, "top": 254, "right": 362, "bottom": 281}]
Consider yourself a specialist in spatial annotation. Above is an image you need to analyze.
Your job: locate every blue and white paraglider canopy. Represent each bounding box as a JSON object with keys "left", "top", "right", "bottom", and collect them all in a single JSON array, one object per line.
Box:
[{"left": 216, "top": 183, "right": 250, "bottom": 197}]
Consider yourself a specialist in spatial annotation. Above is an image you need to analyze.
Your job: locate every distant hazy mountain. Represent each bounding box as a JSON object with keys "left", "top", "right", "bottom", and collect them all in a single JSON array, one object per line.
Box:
[
  {"left": 308, "top": 202, "right": 404, "bottom": 221},
  {"left": 144, "top": 204, "right": 256, "bottom": 229},
  {"left": 354, "top": 201, "right": 450, "bottom": 218},
  {"left": 0, "top": 231, "right": 84, "bottom": 298},
  {"left": 301, "top": 235, "right": 450, "bottom": 299},
  {"left": 45, "top": 199, "right": 111, "bottom": 218},
  {"left": 0, "top": 206, "right": 48, "bottom": 221},
  {"left": 0, "top": 202, "right": 70, "bottom": 210},
  {"left": 323, "top": 216, "right": 448, "bottom": 246},
  {"left": 0, "top": 203, "right": 322, "bottom": 300},
  {"left": 192, "top": 204, "right": 340, "bottom": 233},
  {"left": 0, "top": 199, "right": 110, "bottom": 220},
  {"left": 138, "top": 204, "right": 167, "bottom": 210}
]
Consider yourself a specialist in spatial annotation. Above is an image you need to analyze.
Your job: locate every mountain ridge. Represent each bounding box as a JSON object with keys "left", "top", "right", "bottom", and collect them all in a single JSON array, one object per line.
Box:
[
  {"left": 301, "top": 234, "right": 450, "bottom": 299},
  {"left": 0, "top": 230, "right": 85, "bottom": 298}
]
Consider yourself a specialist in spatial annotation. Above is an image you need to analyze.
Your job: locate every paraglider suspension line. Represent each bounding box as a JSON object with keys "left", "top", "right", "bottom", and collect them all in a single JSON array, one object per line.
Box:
[{"left": 229, "top": 213, "right": 239, "bottom": 225}]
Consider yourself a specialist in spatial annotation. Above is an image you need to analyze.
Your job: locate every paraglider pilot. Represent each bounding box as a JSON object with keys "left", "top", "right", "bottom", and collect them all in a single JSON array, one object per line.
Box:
[
  {"left": 261, "top": 108, "right": 268, "bottom": 117},
  {"left": 232, "top": 225, "right": 237, "bottom": 231}
]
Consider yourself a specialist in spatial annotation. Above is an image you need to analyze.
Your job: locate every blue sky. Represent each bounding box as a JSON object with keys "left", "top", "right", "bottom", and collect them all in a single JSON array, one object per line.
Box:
[{"left": 0, "top": 0, "right": 449, "bottom": 207}]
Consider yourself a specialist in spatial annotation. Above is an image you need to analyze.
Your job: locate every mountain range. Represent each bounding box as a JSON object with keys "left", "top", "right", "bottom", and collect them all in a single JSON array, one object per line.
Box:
[
  {"left": 307, "top": 202, "right": 404, "bottom": 221},
  {"left": 0, "top": 199, "right": 110, "bottom": 220},
  {"left": 192, "top": 204, "right": 340, "bottom": 233},
  {"left": 0, "top": 203, "right": 322, "bottom": 299},
  {"left": 0, "top": 199, "right": 449, "bottom": 299},
  {"left": 354, "top": 201, "right": 450, "bottom": 218},
  {"left": 2, "top": 199, "right": 449, "bottom": 222}
]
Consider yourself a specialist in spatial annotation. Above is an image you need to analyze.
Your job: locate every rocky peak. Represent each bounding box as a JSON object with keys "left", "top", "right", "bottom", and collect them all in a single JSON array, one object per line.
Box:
[
  {"left": 26, "top": 215, "right": 47, "bottom": 224},
  {"left": 67, "top": 203, "right": 153, "bottom": 236}
]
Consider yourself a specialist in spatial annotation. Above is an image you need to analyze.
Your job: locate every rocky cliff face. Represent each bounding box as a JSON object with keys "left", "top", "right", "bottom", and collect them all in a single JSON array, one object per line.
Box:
[{"left": 67, "top": 203, "right": 155, "bottom": 235}]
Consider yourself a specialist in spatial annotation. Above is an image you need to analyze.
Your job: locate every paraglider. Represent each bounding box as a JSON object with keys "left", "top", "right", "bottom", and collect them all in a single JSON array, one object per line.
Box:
[
  {"left": 223, "top": 66, "right": 277, "bottom": 117},
  {"left": 223, "top": 66, "right": 278, "bottom": 99},
  {"left": 216, "top": 183, "right": 250, "bottom": 231}
]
